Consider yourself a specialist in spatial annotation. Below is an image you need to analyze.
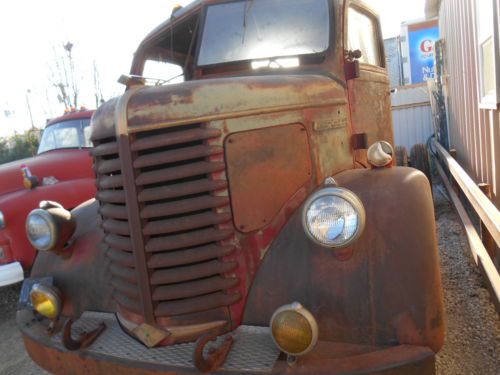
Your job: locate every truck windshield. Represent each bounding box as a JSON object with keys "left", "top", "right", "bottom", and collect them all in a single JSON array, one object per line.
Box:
[
  {"left": 37, "top": 118, "right": 91, "bottom": 154},
  {"left": 197, "top": 0, "right": 330, "bottom": 66}
]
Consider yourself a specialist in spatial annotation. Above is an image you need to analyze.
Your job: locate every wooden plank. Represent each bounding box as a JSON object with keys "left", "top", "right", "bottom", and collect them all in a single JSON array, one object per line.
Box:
[
  {"left": 478, "top": 183, "right": 496, "bottom": 260},
  {"left": 434, "top": 140, "right": 500, "bottom": 247},
  {"left": 435, "top": 160, "right": 500, "bottom": 314}
]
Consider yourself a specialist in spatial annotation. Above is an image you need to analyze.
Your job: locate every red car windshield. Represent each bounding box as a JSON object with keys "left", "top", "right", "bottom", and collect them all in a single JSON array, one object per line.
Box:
[{"left": 37, "top": 118, "right": 91, "bottom": 154}]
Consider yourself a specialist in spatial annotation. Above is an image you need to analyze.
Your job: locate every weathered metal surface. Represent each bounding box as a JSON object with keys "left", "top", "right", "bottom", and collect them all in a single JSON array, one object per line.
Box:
[
  {"left": 134, "top": 145, "right": 223, "bottom": 169},
  {"left": 90, "top": 141, "right": 119, "bottom": 157},
  {"left": 18, "top": 309, "right": 435, "bottom": 374},
  {"left": 225, "top": 124, "right": 312, "bottom": 232},
  {"left": 29, "top": 199, "right": 116, "bottom": 317},
  {"left": 125, "top": 75, "right": 347, "bottom": 133},
  {"left": 193, "top": 334, "right": 233, "bottom": 373},
  {"left": 93, "top": 119, "right": 240, "bottom": 337},
  {"left": 107, "top": 248, "right": 134, "bottom": 267},
  {"left": 244, "top": 167, "right": 444, "bottom": 353},
  {"left": 141, "top": 196, "right": 229, "bottom": 220},
  {"left": 138, "top": 179, "right": 227, "bottom": 203},
  {"left": 146, "top": 229, "right": 233, "bottom": 253},
  {"left": 347, "top": 65, "right": 394, "bottom": 168},
  {"left": 136, "top": 161, "right": 226, "bottom": 186},
  {"left": 62, "top": 319, "right": 106, "bottom": 351},
  {"left": 131, "top": 128, "right": 221, "bottom": 151},
  {"left": 100, "top": 204, "right": 128, "bottom": 220},
  {"left": 143, "top": 212, "right": 231, "bottom": 236},
  {"left": 153, "top": 276, "right": 239, "bottom": 301},
  {"left": 147, "top": 245, "right": 234, "bottom": 269},
  {"left": 104, "top": 234, "right": 132, "bottom": 251},
  {"left": 96, "top": 190, "right": 126, "bottom": 204},
  {"left": 21, "top": 1, "right": 445, "bottom": 373},
  {"left": 103, "top": 219, "right": 130, "bottom": 236},
  {"left": 150, "top": 260, "right": 237, "bottom": 285}
]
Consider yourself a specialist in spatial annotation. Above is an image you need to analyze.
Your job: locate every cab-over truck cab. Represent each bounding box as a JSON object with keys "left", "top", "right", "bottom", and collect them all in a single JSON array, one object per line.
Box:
[{"left": 18, "top": 1, "right": 444, "bottom": 374}]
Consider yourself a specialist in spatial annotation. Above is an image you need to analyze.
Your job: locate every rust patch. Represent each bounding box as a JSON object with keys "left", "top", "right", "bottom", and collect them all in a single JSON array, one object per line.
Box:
[{"left": 225, "top": 124, "right": 312, "bottom": 233}]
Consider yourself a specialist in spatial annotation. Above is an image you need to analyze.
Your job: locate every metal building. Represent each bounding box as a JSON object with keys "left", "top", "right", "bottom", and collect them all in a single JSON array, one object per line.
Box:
[{"left": 426, "top": 0, "right": 500, "bottom": 207}]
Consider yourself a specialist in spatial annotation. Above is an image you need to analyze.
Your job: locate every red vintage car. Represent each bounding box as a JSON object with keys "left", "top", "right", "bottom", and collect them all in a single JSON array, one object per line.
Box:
[{"left": 0, "top": 109, "right": 96, "bottom": 287}]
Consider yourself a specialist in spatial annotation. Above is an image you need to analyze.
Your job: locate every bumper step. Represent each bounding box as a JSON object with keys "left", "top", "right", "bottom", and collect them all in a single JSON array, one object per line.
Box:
[{"left": 52, "top": 311, "right": 280, "bottom": 372}]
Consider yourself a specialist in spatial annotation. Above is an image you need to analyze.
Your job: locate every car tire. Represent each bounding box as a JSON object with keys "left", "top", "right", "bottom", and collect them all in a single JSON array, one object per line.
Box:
[
  {"left": 410, "top": 144, "right": 432, "bottom": 185},
  {"left": 395, "top": 146, "right": 408, "bottom": 167}
]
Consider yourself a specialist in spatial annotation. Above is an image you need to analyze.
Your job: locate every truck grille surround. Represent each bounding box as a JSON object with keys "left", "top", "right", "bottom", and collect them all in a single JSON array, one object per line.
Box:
[{"left": 92, "top": 123, "right": 241, "bottom": 337}]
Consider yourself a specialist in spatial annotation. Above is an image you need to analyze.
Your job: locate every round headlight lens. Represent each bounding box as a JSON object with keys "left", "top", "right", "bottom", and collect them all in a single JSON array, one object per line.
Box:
[
  {"left": 26, "top": 210, "right": 55, "bottom": 251},
  {"left": 270, "top": 302, "right": 318, "bottom": 356},
  {"left": 0, "top": 210, "right": 5, "bottom": 229},
  {"left": 303, "top": 188, "right": 365, "bottom": 248},
  {"left": 30, "top": 283, "right": 61, "bottom": 319}
]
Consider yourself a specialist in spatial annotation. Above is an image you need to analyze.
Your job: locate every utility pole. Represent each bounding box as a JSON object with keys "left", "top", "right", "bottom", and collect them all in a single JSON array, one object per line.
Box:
[{"left": 26, "top": 89, "right": 35, "bottom": 130}]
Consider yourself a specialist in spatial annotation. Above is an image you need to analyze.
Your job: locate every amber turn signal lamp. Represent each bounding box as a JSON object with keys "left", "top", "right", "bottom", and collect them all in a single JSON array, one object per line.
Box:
[
  {"left": 30, "top": 283, "right": 62, "bottom": 320},
  {"left": 270, "top": 302, "right": 318, "bottom": 356}
]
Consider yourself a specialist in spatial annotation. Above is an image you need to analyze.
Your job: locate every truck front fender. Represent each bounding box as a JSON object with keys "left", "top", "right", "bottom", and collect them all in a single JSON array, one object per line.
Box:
[
  {"left": 30, "top": 199, "right": 115, "bottom": 317},
  {"left": 243, "top": 167, "right": 444, "bottom": 353}
]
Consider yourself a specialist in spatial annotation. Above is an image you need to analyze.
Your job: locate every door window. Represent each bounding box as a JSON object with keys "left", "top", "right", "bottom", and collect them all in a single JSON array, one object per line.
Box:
[{"left": 347, "top": 7, "right": 381, "bottom": 66}]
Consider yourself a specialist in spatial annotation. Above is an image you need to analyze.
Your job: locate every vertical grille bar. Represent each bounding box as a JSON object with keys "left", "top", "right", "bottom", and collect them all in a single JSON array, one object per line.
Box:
[{"left": 117, "top": 134, "right": 155, "bottom": 323}]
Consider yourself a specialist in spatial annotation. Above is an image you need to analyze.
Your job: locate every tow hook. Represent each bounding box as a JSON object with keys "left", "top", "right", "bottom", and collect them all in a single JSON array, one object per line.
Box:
[
  {"left": 62, "top": 318, "right": 106, "bottom": 351},
  {"left": 193, "top": 332, "right": 233, "bottom": 373}
]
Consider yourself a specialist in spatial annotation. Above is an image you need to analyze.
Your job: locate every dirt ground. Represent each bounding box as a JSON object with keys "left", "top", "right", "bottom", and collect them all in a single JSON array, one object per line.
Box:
[{"left": 0, "top": 180, "right": 498, "bottom": 375}]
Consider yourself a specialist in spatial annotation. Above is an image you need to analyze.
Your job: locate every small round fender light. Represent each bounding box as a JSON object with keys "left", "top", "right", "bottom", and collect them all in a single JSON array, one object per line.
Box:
[
  {"left": 30, "top": 283, "right": 62, "bottom": 320},
  {"left": 270, "top": 302, "right": 318, "bottom": 356},
  {"left": 367, "top": 141, "right": 394, "bottom": 167}
]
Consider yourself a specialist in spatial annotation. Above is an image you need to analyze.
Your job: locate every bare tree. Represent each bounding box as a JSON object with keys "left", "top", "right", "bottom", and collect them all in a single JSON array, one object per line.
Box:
[
  {"left": 48, "top": 41, "right": 80, "bottom": 109},
  {"left": 93, "top": 60, "right": 105, "bottom": 108}
]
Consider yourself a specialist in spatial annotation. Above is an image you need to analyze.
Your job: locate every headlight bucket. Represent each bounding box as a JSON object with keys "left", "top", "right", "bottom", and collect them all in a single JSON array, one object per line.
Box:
[
  {"left": 302, "top": 187, "right": 365, "bottom": 248},
  {"left": 270, "top": 302, "right": 318, "bottom": 356},
  {"left": 26, "top": 201, "right": 75, "bottom": 252},
  {"left": 30, "top": 283, "right": 62, "bottom": 319}
]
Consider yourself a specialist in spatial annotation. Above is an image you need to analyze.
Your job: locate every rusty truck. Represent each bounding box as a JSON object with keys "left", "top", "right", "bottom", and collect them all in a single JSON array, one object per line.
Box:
[{"left": 17, "top": 1, "right": 444, "bottom": 374}]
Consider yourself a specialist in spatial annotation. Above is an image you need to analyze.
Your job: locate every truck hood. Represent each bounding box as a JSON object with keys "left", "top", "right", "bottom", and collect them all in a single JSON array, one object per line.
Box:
[
  {"left": 0, "top": 149, "right": 94, "bottom": 196},
  {"left": 91, "top": 74, "right": 346, "bottom": 139}
]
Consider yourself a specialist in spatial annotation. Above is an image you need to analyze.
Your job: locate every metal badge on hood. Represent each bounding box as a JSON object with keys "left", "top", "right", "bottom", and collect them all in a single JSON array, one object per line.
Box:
[{"left": 313, "top": 105, "right": 348, "bottom": 131}]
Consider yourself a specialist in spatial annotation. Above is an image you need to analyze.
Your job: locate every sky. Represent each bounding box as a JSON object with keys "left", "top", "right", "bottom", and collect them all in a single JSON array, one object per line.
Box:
[{"left": 0, "top": 0, "right": 425, "bottom": 138}]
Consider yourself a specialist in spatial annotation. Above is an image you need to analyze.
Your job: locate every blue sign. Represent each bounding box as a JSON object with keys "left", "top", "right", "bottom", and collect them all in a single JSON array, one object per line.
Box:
[{"left": 409, "top": 26, "right": 440, "bottom": 84}]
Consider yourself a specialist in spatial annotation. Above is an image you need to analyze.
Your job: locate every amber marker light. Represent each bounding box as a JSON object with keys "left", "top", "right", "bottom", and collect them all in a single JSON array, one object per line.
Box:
[
  {"left": 270, "top": 302, "right": 318, "bottom": 357},
  {"left": 30, "top": 283, "right": 62, "bottom": 319}
]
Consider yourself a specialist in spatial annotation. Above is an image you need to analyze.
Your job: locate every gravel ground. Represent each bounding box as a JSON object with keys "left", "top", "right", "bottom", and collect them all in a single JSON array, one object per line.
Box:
[
  {"left": 433, "top": 182, "right": 500, "bottom": 375},
  {"left": 0, "top": 180, "right": 498, "bottom": 374}
]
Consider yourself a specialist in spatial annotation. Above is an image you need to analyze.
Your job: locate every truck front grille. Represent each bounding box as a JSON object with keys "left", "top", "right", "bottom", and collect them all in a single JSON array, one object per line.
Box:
[{"left": 92, "top": 123, "right": 240, "bottom": 331}]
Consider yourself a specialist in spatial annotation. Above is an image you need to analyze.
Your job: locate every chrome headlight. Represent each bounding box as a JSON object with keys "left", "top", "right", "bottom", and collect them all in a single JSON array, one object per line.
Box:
[
  {"left": 302, "top": 187, "right": 365, "bottom": 248},
  {"left": 26, "top": 209, "right": 57, "bottom": 251},
  {"left": 0, "top": 210, "right": 5, "bottom": 229}
]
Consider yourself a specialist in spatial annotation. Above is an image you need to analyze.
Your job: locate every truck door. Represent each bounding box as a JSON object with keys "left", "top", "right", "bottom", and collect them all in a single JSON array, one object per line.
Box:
[{"left": 345, "top": 1, "right": 394, "bottom": 167}]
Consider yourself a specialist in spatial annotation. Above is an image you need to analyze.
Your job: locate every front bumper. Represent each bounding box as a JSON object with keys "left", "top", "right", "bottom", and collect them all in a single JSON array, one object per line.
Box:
[
  {"left": 18, "top": 310, "right": 436, "bottom": 375},
  {"left": 0, "top": 261, "right": 23, "bottom": 287}
]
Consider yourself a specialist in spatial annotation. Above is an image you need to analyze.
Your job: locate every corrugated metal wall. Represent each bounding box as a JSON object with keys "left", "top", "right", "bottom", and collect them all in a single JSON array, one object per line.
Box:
[
  {"left": 439, "top": 0, "right": 500, "bottom": 207},
  {"left": 391, "top": 84, "right": 434, "bottom": 152}
]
